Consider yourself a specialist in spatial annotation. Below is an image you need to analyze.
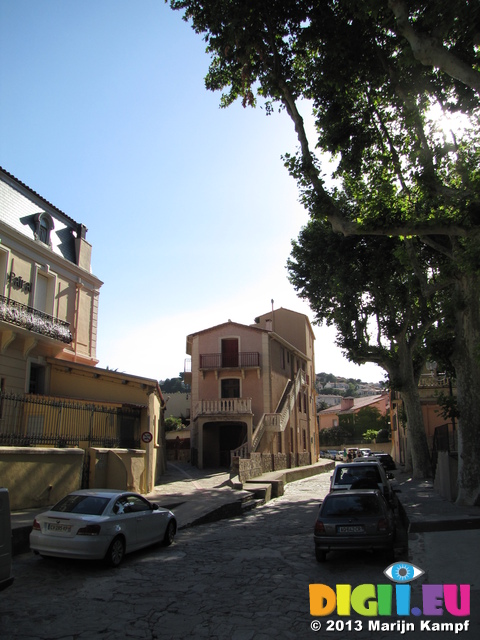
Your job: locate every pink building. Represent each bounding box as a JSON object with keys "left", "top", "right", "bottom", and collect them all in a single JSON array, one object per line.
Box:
[
  {"left": 318, "top": 394, "right": 390, "bottom": 431},
  {"left": 185, "top": 308, "right": 317, "bottom": 469}
]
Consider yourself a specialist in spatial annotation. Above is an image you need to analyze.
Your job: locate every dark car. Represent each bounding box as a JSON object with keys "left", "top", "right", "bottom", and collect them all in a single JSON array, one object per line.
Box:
[
  {"left": 368, "top": 452, "right": 397, "bottom": 471},
  {"left": 313, "top": 489, "right": 396, "bottom": 562}
]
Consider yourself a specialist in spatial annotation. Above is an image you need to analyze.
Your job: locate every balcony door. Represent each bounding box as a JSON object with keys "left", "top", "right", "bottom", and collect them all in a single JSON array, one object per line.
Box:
[{"left": 221, "top": 338, "right": 238, "bottom": 368}]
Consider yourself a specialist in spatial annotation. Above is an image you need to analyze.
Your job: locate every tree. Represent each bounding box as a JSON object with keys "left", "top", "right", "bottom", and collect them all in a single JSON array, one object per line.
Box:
[
  {"left": 288, "top": 221, "right": 447, "bottom": 476},
  {"left": 363, "top": 429, "right": 380, "bottom": 443},
  {"left": 169, "top": 0, "right": 480, "bottom": 504},
  {"left": 165, "top": 416, "right": 184, "bottom": 432},
  {"left": 159, "top": 372, "right": 190, "bottom": 393}
]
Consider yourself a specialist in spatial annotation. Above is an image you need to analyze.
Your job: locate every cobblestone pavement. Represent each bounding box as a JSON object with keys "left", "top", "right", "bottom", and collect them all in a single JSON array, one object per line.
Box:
[{"left": 1, "top": 473, "right": 477, "bottom": 640}]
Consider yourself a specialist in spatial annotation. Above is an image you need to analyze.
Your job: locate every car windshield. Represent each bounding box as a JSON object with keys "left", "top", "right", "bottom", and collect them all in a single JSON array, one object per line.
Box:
[
  {"left": 322, "top": 494, "right": 383, "bottom": 517},
  {"left": 336, "top": 466, "right": 381, "bottom": 485},
  {"left": 51, "top": 494, "right": 110, "bottom": 516}
]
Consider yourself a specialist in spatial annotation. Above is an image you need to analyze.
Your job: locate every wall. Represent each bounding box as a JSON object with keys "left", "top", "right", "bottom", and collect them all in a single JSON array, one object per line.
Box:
[
  {"left": 434, "top": 451, "right": 458, "bottom": 501},
  {"left": 0, "top": 447, "right": 84, "bottom": 510},
  {"left": 89, "top": 448, "right": 147, "bottom": 493}
]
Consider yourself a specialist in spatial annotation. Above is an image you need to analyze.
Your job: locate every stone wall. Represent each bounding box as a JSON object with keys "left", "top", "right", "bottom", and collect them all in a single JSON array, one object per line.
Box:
[
  {"left": 235, "top": 451, "right": 311, "bottom": 484},
  {"left": 0, "top": 447, "right": 84, "bottom": 510}
]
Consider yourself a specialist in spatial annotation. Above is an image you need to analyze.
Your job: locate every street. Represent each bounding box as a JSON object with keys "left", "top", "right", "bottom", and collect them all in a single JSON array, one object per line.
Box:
[{"left": 0, "top": 473, "right": 477, "bottom": 640}]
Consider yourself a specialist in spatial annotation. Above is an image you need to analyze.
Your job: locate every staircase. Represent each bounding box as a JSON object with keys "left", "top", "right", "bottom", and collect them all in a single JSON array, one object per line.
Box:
[{"left": 231, "top": 369, "right": 306, "bottom": 459}]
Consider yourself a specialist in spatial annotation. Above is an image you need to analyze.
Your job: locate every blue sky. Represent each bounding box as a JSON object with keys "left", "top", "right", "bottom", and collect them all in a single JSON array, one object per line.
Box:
[{"left": 0, "top": 0, "right": 383, "bottom": 383}]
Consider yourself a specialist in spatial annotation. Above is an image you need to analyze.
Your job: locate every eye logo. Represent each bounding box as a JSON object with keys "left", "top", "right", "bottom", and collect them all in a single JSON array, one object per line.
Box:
[{"left": 384, "top": 562, "right": 424, "bottom": 583}]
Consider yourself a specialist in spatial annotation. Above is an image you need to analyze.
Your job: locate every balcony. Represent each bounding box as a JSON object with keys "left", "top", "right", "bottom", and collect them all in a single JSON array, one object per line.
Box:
[
  {"left": 198, "top": 352, "right": 261, "bottom": 380},
  {"left": 0, "top": 295, "right": 72, "bottom": 344},
  {"left": 200, "top": 352, "right": 260, "bottom": 369},
  {"left": 193, "top": 398, "right": 252, "bottom": 420}
]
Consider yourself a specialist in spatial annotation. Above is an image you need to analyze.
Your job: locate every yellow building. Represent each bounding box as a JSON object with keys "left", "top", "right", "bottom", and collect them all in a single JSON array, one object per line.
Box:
[
  {"left": 0, "top": 167, "right": 165, "bottom": 507},
  {"left": 185, "top": 308, "right": 317, "bottom": 469}
]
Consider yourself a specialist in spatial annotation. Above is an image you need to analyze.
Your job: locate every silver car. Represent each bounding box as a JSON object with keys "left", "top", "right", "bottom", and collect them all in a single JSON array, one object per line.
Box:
[{"left": 30, "top": 489, "right": 177, "bottom": 567}]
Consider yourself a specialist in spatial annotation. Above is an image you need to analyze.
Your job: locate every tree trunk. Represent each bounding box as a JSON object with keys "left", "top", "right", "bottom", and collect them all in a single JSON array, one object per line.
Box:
[
  {"left": 391, "top": 340, "right": 432, "bottom": 479},
  {"left": 400, "top": 380, "right": 432, "bottom": 479},
  {"left": 453, "top": 273, "right": 480, "bottom": 505}
]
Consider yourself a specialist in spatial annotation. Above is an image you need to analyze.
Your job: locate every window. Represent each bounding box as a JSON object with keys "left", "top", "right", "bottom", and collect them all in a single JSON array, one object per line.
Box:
[
  {"left": 33, "top": 270, "right": 55, "bottom": 315},
  {"left": 29, "top": 363, "right": 46, "bottom": 394},
  {"left": 34, "top": 213, "right": 54, "bottom": 246},
  {"left": 0, "top": 248, "right": 8, "bottom": 296},
  {"left": 221, "top": 378, "right": 240, "bottom": 398}
]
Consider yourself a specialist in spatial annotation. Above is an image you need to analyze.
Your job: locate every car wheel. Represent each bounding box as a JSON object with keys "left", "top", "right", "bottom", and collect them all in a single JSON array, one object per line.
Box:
[
  {"left": 163, "top": 520, "right": 176, "bottom": 546},
  {"left": 105, "top": 536, "right": 125, "bottom": 567},
  {"left": 315, "top": 548, "right": 326, "bottom": 562}
]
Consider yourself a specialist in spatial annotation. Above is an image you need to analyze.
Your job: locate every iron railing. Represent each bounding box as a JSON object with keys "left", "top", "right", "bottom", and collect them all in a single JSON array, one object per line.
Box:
[
  {"left": 0, "top": 392, "right": 141, "bottom": 448},
  {"left": 199, "top": 352, "right": 260, "bottom": 369},
  {"left": 0, "top": 295, "right": 72, "bottom": 343}
]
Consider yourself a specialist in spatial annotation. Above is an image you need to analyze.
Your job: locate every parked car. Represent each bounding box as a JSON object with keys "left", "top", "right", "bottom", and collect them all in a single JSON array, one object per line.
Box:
[
  {"left": 326, "top": 450, "right": 339, "bottom": 460},
  {"left": 335, "top": 451, "right": 345, "bottom": 461},
  {"left": 313, "top": 489, "right": 396, "bottom": 562},
  {"left": 359, "top": 448, "right": 372, "bottom": 457},
  {"left": 0, "top": 488, "right": 14, "bottom": 591},
  {"left": 368, "top": 452, "right": 397, "bottom": 471},
  {"left": 30, "top": 489, "right": 177, "bottom": 567},
  {"left": 329, "top": 460, "right": 396, "bottom": 505}
]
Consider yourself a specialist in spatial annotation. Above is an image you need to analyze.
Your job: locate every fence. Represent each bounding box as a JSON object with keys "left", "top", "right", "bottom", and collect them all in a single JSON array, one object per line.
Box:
[{"left": 0, "top": 392, "right": 141, "bottom": 449}]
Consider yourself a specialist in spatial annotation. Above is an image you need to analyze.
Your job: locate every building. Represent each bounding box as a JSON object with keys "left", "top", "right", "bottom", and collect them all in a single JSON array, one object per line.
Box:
[
  {"left": 184, "top": 307, "right": 317, "bottom": 469},
  {"left": 0, "top": 168, "right": 165, "bottom": 507},
  {"left": 316, "top": 394, "right": 341, "bottom": 409},
  {"left": 318, "top": 394, "right": 390, "bottom": 431},
  {"left": 390, "top": 369, "right": 457, "bottom": 468}
]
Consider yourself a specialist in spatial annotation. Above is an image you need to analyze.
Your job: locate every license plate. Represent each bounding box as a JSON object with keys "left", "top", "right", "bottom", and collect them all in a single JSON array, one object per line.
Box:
[
  {"left": 46, "top": 523, "right": 72, "bottom": 533},
  {"left": 337, "top": 525, "right": 364, "bottom": 533}
]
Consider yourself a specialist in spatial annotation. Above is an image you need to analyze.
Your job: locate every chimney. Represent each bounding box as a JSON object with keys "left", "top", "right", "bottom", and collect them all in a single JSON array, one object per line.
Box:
[{"left": 341, "top": 397, "right": 354, "bottom": 411}]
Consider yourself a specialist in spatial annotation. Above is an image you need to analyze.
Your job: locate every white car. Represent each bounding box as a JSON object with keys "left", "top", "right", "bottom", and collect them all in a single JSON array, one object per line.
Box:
[
  {"left": 0, "top": 488, "right": 14, "bottom": 591},
  {"left": 359, "top": 448, "right": 372, "bottom": 457},
  {"left": 329, "top": 461, "right": 396, "bottom": 505},
  {"left": 30, "top": 489, "right": 177, "bottom": 567}
]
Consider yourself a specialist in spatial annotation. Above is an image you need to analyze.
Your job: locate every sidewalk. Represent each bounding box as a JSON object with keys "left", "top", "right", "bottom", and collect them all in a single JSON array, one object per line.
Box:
[
  {"left": 394, "top": 470, "right": 480, "bottom": 532},
  {"left": 9, "top": 460, "right": 480, "bottom": 556}
]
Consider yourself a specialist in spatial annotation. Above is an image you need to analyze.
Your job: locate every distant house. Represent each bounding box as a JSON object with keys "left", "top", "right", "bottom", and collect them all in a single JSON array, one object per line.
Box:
[
  {"left": 316, "top": 394, "right": 341, "bottom": 409},
  {"left": 318, "top": 394, "right": 389, "bottom": 431},
  {"left": 184, "top": 308, "right": 317, "bottom": 469}
]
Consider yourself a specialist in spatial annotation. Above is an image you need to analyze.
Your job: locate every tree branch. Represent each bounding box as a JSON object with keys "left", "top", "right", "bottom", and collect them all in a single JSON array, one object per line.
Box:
[{"left": 388, "top": 0, "right": 480, "bottom": 95}]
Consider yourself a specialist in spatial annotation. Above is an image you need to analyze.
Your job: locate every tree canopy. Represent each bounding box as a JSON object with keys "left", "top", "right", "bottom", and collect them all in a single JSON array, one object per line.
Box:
[{"left": 169, "top": 0, "right": 480, "bottom": 504}]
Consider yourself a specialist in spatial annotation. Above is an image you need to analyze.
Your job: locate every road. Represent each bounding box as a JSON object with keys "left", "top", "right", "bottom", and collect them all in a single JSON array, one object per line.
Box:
[{"left": 0, "top": 473, "right": 475, "bottom": 639}]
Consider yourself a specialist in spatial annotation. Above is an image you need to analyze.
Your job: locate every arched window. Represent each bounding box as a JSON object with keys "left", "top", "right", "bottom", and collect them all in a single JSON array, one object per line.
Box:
[{"left": 34, "top": 213, "right": 54, "bottom": 246}]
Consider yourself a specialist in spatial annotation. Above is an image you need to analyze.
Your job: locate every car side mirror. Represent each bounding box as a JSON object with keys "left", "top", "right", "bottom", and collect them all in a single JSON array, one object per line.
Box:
[
  {"left": 387, "top": 472, "right": 394, "bottom": 480},
  {"left": 152, "top": 503, "right": 159, "bottom": 511}
]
